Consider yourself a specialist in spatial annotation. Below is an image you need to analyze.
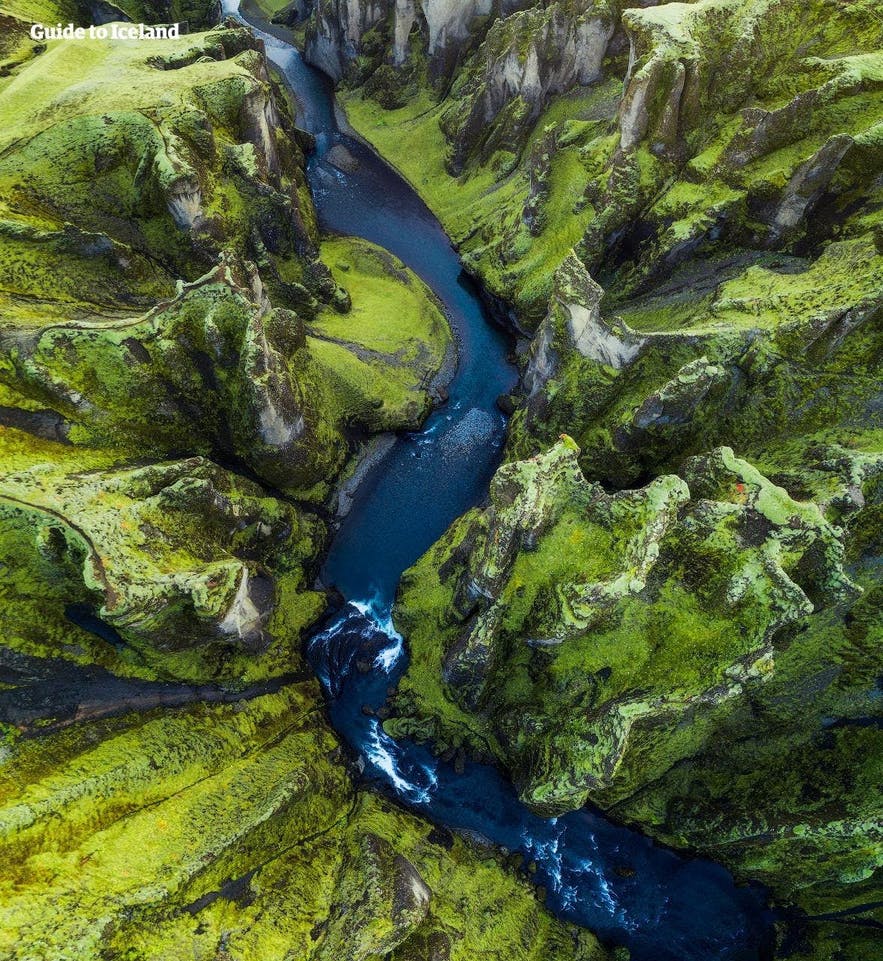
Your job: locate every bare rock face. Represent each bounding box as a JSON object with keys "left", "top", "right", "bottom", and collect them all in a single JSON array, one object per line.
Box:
[
  {"left": 441, "top": 0, "right": 616, "bottom": 169},
  {"left": 306, "top": 0, "right": 391, "bottom": 80},
  {"left": 305, "top": 0, "right": 493, "bottom": 81},
  {"left": 766, "top": 134, "right": 854, "bottom": 244},
  {"left": 397, "top": 0, "right": 493, "bottom": 73},
  {"left": 525, "top": 251, "right": 642, "bottom": 399}
]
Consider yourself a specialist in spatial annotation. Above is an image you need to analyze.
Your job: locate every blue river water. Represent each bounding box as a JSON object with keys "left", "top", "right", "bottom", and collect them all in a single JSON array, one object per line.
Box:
[{"left": 226, "top": 5, "right": 776, "bottom": 957}]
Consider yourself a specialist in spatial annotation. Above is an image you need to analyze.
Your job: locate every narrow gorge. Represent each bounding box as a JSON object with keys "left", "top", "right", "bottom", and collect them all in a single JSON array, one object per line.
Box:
[{"left": 0, "top": 1, "right": 879, "bottom": 960}]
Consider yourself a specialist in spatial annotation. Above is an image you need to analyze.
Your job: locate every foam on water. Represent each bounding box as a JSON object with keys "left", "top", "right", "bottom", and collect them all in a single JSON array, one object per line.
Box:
[
  {"left": 364, "top": 719, "right": 437, "bottom": 805},
  {"left": 351, "top": 595, "right": 406, "bottom": 672}
]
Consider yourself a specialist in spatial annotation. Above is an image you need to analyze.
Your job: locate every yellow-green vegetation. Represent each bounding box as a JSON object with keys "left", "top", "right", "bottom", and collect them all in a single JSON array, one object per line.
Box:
[
  {"left": 0, "top": 21, "right": 322, "bottom": 323},
  {"left": 0, "top": 12, "right": 603, "bottom": 960},
  {"left": 0, "top": 0, "right": 219, "bottom": 71},
  {"left": 333, "top": 0, "right": 883, "bottom": 330},
  {"left": 111, "top": 0, "right": 221, "bottom": 28},
  {"left": 0, "top": 678, "right": 611, "bottom": 961},
  {"left": 3, "top": 244, "right": 451, "bottom": 499},
  {"left": 249, "top": 0, "right": 298, "bottom": 20},
  {"left": 341, "top": 89, "right": 522, "bottom": 236},
  {"left": 0, "top": 26, "right": 453, "bottom": 501},
  {"left": 0, "top": 0, "right": 880, "bottom": 954},
  {"left": 508, "top": 235, "right": 883, "bottom": 489},
  {"left": 340, "top": 82, "right": 618, "bottom": 318},
  {"left": 306, "top": 236, "right": 453, "bottom": 432},
  {"left": 298, "top": 0, "right": 883, "bottom": 955},
  {"left": 391, "top": 437, "right": 883, "bottom": 943},
  {"left": 390, "top": 232, "right": 882, "bottom": 956},
  {"left": 0, "top": 0, "right": 74, "bottom": 76},
  {"left": 0, "top": 423, "right": 327, "bottom": 682},
  {"left": 391, "top": 440, "right": 855, "bottom": 810}
]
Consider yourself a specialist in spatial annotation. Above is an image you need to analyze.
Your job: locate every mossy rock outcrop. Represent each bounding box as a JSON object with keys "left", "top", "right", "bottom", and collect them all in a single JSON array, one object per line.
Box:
[
  {"left": 391, "top": 439, "right": 857, "bottom": 810},
  {"left": 438, "top": 0, "right": 617, "bottom": 174},
  {"left": 0, "top": 17, "right": 456, "bottom": 693},
  {"left": 508, "top": 240, "right": 883, "bottom": 489},
  {"left": 337, "top": 0, "right": 882, "bottom": 325},
  {"left": 0, "top": 22, "right": 325, "bottom": 323},
  {"left": 3, "top": 245, "right": 451, "bottom": 498},
  {"left": 0, "top": 424, "right": 330, "bottom": 683},
  {"left": 0, "top": 674, "right": 612, "bottom": 961},
  {"left": 0, "top": 0, "right": 879, "bottom": 958},
  {"left": 304, "top": 0, "right": 495, "bottom": 86},
  {"left": 389, "top": 437, "right": 882, "bottom": 949},
  {"left": 0, "top": 23, "right": 453, "bottom": 502}
]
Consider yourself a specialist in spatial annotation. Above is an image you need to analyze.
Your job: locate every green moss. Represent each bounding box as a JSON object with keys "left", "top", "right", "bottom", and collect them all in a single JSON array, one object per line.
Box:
[
  {"left": 3, "top": 237, "right": 453, "bottom": 501},
  {"left": 0, "top": 681, "right": 352, "bottom": 959},
  {"left": 607, "top": 556, "right": 883, "bottom": 920},
  {"left": 305, "top": 236, "right": 453, "bottom": 430},
  {"left": 0, "top": 664, "right": 611, "bottom": 961},
  {"left": 0, "top": 424, "right": 327, "bottom": 682},
  {"left": 710, "top": 236, "right": 883, "bottom": 329},
  {"left": 0, "top": 24, "right": 328, "bottom": 329},
  {"left": 392, "top": 441, "right": 858, "bottom": 816},
  {"left": 340, "top": 80, "right": 621, "bottom": 323},
  {"left": 249, "top": 0, "right": 297, "bottom": 17},
  {"left": 510, "top": 231, "right": 883, "bottom": 490},
  {"left": 311, "top": 0, "right": 883, "bottom": 945},
  {"left": 391, "top": 430, "right": 882, "bottom": 927},
  {"left": 0, "top": 32, "right": 456, "bottom": 502},
  {"left": 334, "top": 0, "right": 882, "bottom": 334}
]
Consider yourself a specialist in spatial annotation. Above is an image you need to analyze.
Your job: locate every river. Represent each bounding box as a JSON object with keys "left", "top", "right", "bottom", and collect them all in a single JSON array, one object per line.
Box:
[{"left": 223, "top": 5, "right": 775, "bottom": 958}]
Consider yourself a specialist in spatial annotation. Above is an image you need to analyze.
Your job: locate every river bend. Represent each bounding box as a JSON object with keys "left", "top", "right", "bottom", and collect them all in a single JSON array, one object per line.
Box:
[{"left": 224, "top": 6, "right": 774, "bottom": 958}]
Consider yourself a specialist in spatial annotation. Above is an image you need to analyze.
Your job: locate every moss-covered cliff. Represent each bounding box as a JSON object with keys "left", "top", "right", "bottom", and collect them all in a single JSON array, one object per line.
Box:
[
  {"left": 0, "top": 17, "right": 454, "bottom": 660},
  {"left": 320, "top": 0, "right": 883, "bottom": 322},
  {"left": 0, "top": 674, "right": 609, "bottom": 961},
  {"left": 299, "top": 1, "right": 883, "bottom": 956},
  {"left": 1, "top": 0, "right": 880, "bottom": 955},
  {"left": 0, "top": 8, "right": 611, "bottom": 960},
  {"left": 0, "top": 16, "right": 449, "bottom": 485},
  {"left": 1, "top": 0, "right": 221, "bottom": 74},
  {"left": 390, "top": 434, "right": 881, "bottom": 957}
]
